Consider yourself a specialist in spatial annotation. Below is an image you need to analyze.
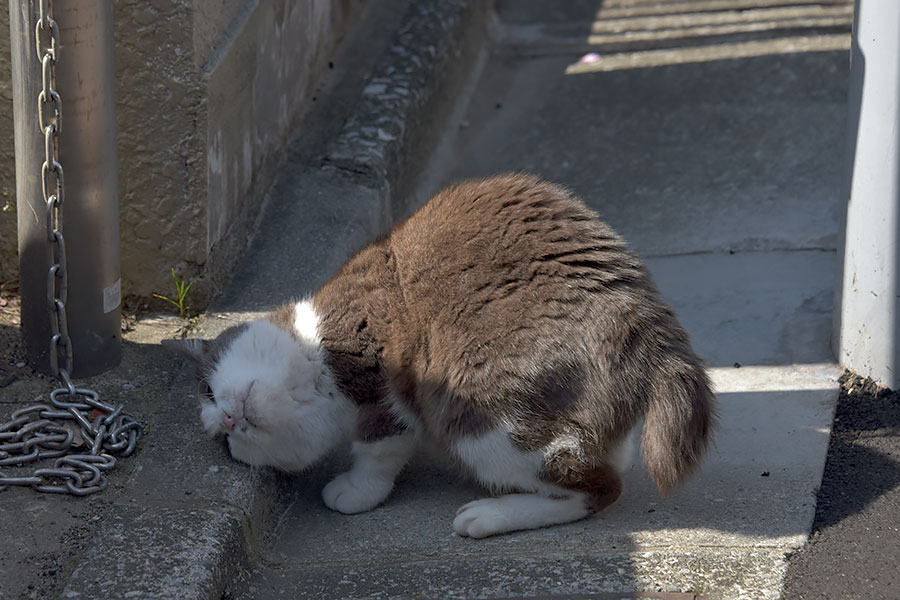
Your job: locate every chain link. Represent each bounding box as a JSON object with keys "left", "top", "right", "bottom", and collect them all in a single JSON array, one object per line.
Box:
[
  {"left": 0, "top": 394, "right": 139, "bottom": 495},
  {"left": 37, "top": 1, "right": 70, "bottom": 380},
  {"left": 0, "top": 0, "right": 142, "bottom": 496}
]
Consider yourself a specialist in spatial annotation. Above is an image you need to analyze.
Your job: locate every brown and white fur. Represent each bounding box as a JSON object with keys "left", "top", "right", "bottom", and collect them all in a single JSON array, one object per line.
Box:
[{"left": 164, "top": 173, "right": 715, "bottom": 538}]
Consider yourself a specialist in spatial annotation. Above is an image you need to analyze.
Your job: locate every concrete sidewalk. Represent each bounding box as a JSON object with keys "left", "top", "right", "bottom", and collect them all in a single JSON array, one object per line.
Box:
[
  {"left": 0, "top": 1, "right": 851, "bottom": 599},
  {"left": 227, "top": 1, "right": 850, "bottom": 599}
]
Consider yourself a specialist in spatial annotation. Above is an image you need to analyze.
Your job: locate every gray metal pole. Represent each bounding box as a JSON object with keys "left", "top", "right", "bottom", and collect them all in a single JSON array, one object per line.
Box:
[
  {"left": 834, "top": 0, "right": 900, "bottom": 388},
  {"left": 10, "top": 0, "right": 121, "bottom": 377}
]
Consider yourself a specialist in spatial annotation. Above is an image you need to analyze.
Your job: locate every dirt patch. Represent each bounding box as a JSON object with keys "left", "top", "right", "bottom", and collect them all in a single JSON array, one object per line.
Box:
[
  {"left": 0, "top": 279, "right": 174, "bottom": 389},
  {"left": 0, "top": 280, "right": 27, "bottom": 383}
]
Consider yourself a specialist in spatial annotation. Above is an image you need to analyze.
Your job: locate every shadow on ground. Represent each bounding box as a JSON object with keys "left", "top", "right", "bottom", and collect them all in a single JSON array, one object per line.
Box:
[{"left": 782, "top": 373, "right": 900, "bottom": 599}]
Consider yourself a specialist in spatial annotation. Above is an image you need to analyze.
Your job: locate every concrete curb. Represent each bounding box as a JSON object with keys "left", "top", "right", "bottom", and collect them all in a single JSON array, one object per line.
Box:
[
  {"left": 324, "top": 0, "right": 491, "bottom": 214},
  {"left": 60, "top": 1, "right": 488, "bottom": 598},
  {"left": 324, "top": 0, "right": 478, "bottom": 181}
]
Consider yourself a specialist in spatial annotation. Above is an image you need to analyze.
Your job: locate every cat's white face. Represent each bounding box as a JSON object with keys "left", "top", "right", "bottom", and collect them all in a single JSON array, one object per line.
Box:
[{"left": 168, "top": 320, "right": 353, "bottom": 472}]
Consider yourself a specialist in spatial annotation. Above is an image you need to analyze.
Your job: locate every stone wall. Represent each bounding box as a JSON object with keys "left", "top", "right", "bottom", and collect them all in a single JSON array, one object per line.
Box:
[
  {"left": 113, "top": 0, "right": 208, "bottom": 301},
  {"left": 0, "top": 0, "right": 361, "bottom": 302}
]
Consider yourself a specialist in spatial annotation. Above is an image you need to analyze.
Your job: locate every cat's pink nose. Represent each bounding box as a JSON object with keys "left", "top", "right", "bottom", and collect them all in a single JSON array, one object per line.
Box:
[{"left": 223, "top": 413, "right": 236, "bottom": 430}]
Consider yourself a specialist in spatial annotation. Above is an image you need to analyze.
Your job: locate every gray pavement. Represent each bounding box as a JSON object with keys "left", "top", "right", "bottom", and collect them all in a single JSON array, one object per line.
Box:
[
  {"left": 0, "top": 1, "right": 853, "bottom": 599},
  {"left": 229, "top": 1, "right": 850, "bottom": 599}
]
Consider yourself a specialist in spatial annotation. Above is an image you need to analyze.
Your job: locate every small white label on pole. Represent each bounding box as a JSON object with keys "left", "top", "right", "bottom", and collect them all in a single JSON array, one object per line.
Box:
[{"left": 103, "top": 279, "right": 121, "bottom": 314}]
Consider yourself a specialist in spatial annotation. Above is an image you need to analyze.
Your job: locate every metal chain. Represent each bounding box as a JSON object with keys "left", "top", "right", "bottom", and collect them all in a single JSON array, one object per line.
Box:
[
  {"left": 0, "top": 0, "right": 142, "bottom": 496},
  {"left": 0, "top": 393, "right": 140, "bottom": 495},
  {"left": 36, "top": 0, "right": 69, "bottom": 384}
]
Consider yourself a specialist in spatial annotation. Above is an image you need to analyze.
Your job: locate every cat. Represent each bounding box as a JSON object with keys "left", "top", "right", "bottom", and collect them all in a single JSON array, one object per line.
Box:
[{"left": 164, "top": 173, "right": 715, "bottom": 539}]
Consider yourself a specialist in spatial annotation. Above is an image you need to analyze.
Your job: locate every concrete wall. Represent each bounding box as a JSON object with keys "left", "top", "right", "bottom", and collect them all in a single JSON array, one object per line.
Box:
[
  {"left": 0, "top": 6, "right": 14, "bottom": 280},
  {"left": 1, "top": 0, "right": 361, "bottom": 303}
]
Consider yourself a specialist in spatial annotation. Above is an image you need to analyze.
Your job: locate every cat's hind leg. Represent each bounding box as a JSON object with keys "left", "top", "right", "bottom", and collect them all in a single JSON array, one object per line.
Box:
[
  {"left": 322, "top": 432, "right": 415, "bottom": 514},
  {"left": 452, "top": 428, "right": 622, "bottom": 538}
]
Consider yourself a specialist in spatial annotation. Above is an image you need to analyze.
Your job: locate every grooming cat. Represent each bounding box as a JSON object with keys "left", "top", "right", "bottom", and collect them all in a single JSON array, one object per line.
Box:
[{"left": 164, "top": 173, "right": 715, "bottom": 538}]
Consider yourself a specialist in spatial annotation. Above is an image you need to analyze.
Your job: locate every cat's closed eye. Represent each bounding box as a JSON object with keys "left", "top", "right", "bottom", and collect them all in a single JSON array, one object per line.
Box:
[{"left": 197, "top": 380, "right": 214, "bottom": 401}]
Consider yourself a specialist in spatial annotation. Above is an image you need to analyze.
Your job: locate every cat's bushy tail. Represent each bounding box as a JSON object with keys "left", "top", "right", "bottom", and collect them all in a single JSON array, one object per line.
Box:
[{"left": 641, "top": 360, "right": 716, "bottom": 495}]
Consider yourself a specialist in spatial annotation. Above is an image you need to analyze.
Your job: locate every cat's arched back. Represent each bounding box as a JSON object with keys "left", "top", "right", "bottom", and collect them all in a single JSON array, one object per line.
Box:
[{"left": 167, "top": 173, "right": 715, "bottom": 537}]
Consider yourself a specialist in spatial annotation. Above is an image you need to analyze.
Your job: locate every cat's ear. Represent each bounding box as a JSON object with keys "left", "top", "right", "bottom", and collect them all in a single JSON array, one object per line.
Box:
[{"left": 162, "top": 338, "right": 211, "bottom": 372}]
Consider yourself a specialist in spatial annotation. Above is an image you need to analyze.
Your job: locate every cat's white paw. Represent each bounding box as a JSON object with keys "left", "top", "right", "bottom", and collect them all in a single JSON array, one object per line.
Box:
[
  {"left": 453, "top": 493, "right": 591, "bottom": 538},
  {"left": 321, "top": 471, "right": 391, "bottom": 514},
  {"left": 453, "top": 498, "right": 510, "bottom": 538}
]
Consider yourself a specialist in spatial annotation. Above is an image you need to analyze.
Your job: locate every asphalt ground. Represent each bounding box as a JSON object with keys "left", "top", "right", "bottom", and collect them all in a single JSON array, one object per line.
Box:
[{"left": 782, "top": 373, "right": 900, "bottom": 600}]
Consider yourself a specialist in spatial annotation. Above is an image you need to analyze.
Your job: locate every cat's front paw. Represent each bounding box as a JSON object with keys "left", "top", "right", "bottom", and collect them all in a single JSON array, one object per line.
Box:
[
  {"left": 322, "top": 472, "right": 391, "bottom": 514},
  {"left": 453, "top": 498, "right": 509, "bottom": 538}
]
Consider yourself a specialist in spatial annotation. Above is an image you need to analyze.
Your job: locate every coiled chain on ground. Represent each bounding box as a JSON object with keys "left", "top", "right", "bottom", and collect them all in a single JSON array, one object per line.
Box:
[{"left": 0, "top": 0, "right": 142, "bottom": 496}]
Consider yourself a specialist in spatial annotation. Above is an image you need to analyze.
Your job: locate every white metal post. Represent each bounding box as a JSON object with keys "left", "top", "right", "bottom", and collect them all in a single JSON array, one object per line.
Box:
[{"left": 834, "top": 0, "right": 900, "bottom": 387}]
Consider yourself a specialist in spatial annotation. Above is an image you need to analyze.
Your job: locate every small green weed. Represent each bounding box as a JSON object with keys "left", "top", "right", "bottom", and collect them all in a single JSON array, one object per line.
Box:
[{"left": 153, "top": 267, "right": 199, "bottom": 318}]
